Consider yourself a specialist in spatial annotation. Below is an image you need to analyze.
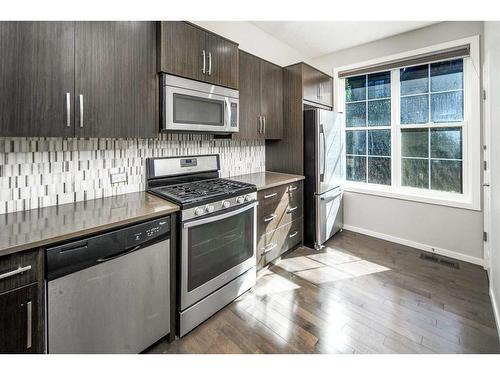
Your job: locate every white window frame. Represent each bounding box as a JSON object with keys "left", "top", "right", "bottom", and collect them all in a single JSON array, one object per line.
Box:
[{"left": 334, "top": 36, "right": 481, "bottom": 211}]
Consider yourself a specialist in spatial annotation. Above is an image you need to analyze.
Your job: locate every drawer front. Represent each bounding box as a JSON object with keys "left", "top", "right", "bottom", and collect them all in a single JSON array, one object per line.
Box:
[
  {"left": 0, "top": 250, "right": 39, "bottom": 294},
  {"left": 258, "top": 192, "right": 303, "bottom": 235},
  {"left": 258, "top": 218, "right": 303, "bottom": 268},
  {"left": 257, "top": 181, "right": 302, "bottom": 206}
]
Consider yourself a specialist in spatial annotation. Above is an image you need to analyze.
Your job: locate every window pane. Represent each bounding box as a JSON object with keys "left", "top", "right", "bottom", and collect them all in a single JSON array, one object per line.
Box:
[
  {"left": 368, "top": 72, "right": 391, "bottom": 99},
  {"left": 346, "top": 102, "right": 366, "bottom": 127},
  {"left": 368, "top": 129, "right": 391, "bottom": 156},
  {"left": 345, "top": 75, "right": 366, "bottom": 102},
  {"left": 346, "top": 156, "right": 366, "bottom": 182},
  {"left": 346, "top": 130, "right": 366, "bottom": 155},
  {"left": 400, "top": 64, "right": 429, "bottom": 95},
  {"left": 401, "top": 94, "right": 429, "bottom": 124},
  {"left": 402, "top": 158, "right": 429, "bottom": 189},
  {"left": 430, "top": 91, "right": 463, "bottom": 123},
  {"left": 430, "top": 127, "right": 462, "bottom": 159},
  {"left": 368, "top": 157, "right": 391, "bottom": 185},
  {"left": 431, "top": 59, "right": 463, "bottom": 92},
  {"left": 431, "top": 160, "right": 462, "bottom": 193},
  {"left": 402, "top": 128, "right": 428, "bottom": 158},
  {"left": 368, "top": 99, "right": 391, "bottom": 126}
]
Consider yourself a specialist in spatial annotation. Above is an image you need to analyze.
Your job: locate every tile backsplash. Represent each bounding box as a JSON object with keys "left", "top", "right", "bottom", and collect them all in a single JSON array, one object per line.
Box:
[{"left": 0, "top": 134, "right": 265, "bottom": 215}]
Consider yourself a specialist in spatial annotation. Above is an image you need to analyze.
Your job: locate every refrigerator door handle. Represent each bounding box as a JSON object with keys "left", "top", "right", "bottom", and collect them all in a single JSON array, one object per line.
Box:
[{"left": 320, "top": 124, "right": 326, "bottom": 183}]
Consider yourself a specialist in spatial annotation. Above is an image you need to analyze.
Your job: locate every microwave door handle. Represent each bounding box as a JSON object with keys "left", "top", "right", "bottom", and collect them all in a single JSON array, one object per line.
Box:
[
  {"left": 224, "top": 98, "right": 231, "bottom": 128},
  {"left": 183, "top": 202, "right": 257, "bottom": 229}
]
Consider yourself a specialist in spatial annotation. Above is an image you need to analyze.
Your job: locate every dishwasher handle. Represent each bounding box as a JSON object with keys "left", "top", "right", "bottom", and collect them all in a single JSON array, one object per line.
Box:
[{"left": 96, "top": 244, "right": 142, "bottom": 263}]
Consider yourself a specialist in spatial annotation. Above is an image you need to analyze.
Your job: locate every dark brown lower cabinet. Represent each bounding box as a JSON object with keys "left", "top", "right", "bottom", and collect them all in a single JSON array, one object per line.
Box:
[
  {"left": 256, "top": 181, "right": 303, "bottom": 270},
  {"left": 0, "top": 284, "right": 41, "bottom": 354}
]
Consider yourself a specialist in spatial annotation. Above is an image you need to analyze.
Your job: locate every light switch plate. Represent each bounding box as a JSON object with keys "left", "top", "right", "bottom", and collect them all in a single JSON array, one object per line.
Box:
[{"left": 110, "top": 172, "right": 128, "bottom": 184}]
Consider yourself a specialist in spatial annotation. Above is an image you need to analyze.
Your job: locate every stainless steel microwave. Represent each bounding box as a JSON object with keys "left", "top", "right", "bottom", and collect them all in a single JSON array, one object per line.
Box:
[{"left": 160, "top": 74, "right": 239, "bottom": 133}]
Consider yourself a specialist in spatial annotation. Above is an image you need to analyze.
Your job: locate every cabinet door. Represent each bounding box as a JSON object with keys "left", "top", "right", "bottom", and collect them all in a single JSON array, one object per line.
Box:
[
  {"left": 205, "top": 33, "right": 239, "bottom": 89},
  {"left": 302, "top": 64, "right": 321, "bottom": 104},
  {"left": 260, "top": 60, "right": 283, "bottom": 140},
  {"left": 75, "top": 22, "right": 157, "bottom": 138},
  {"left": 318, "top": 75, "right": 333, "bottom": 107},
  {"left": 235, "top": 51, "right": 262, "bottom": 140},
  {"left": 0, "top": 22, "right": 75, "bottom": 137},
  {"left": 0, "top": 284, "right": 40, "bottom": 354},
  {"left": 158, "top": 22, "right": 205, "bottom": 82}
]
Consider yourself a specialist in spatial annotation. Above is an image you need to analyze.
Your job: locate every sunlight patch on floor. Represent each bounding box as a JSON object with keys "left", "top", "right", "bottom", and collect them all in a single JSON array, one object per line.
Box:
[{"left": 275, "top": 248, "right": 391, "bottom": 286}]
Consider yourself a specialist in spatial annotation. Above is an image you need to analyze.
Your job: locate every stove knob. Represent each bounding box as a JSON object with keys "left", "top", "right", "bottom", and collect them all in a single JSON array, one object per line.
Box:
[
  {"left": 236, "top": 196, "right": 244, "bottom": 204},
  {"left": 205, "top": 205, "right": 215, "bottom": 213},
  {"left": 244, "top": 194, "right": 252, "bottom": 202},
  {"left": 194, "top": 207, "right": 204, "bottom": 216},
  {"left": 222, "top": 200, "right": 231, "bottom": 209}
]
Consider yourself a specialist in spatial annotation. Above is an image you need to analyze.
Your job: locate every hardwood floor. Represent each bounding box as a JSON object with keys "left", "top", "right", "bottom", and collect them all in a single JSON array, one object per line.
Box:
[{"left": 148, "top": 230, "right": 500, "bottom": 354}]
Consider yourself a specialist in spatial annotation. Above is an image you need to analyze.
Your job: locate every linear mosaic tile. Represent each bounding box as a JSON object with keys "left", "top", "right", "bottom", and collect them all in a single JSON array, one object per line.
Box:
[{"left": 0, "top": 134, "right": 265, "bottom": 215}]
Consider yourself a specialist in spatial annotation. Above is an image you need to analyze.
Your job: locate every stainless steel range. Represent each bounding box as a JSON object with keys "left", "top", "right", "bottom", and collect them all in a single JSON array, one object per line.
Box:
[{"left": 146, "top": 154, "right": 257, "bottom": 337}]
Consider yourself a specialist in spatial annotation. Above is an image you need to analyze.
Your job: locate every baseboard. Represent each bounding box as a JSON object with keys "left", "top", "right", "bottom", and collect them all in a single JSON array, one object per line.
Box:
[
  {"left": 490, "top": 287, "right": 500, "bottom": 338},
  {"left": 342, "top": 224, "right": 484, "bottom": 266}
]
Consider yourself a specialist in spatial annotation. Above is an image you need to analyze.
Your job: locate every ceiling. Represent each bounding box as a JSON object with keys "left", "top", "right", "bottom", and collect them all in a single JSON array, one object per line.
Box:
[{"left": 250, "top": 21, "right": 439, "bottom": 59}]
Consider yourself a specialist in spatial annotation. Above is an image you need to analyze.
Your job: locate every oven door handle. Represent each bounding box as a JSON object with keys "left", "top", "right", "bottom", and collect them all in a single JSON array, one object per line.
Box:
[{"left": 183, "top": 202, "right": 258, "bottom": 229}]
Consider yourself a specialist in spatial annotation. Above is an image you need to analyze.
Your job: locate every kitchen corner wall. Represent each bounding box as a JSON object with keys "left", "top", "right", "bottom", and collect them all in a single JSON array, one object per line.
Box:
[{"left": 0, "top": 134, "right": 265, "bottom": 215}]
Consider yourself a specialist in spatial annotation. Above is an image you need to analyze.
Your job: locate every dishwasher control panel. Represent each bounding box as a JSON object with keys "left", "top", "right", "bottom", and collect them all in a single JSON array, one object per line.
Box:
[{"left": 130, "top": 219, "right": 170, "bottom": 245}]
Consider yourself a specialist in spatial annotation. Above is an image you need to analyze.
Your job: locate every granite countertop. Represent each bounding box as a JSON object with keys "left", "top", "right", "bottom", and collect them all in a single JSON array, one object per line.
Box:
[
  {"left": 230, "top": 171, "right": 305, "bottom": 191},
  {"left": 0, "top": 192, "right": 179, "bottom": 257}
]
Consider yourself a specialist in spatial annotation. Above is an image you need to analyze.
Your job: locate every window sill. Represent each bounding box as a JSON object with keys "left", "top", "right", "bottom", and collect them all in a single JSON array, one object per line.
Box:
[{"left": 343, "top": 183, "right": 480, "bottom": 211}]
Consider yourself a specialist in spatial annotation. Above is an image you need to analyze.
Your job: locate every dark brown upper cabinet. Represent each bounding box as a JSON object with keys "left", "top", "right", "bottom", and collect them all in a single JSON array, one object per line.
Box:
[
  {"left": 0, "top": 22, "right": 75, "bottom": 137},
  {"left": 157, "top": 22, "right": 239, "bottom": 90},
  {"left": 0, "top": 21, "right": 157, "bottom": 138},
  {"left": 302, "top": 63, "right": 333, "bottom": 108},
  {"left": 235, "top": 51, "right": 283, "bottom": 140},
  {"left": 75, "top": 22, "right": 157, "bottom": 138}
]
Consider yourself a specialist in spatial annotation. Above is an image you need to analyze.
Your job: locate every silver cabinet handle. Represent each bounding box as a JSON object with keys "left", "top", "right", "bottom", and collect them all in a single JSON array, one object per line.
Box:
[
  {"left": 202, "top": 50, "right": 206, "bottom": 74},
  {"left": 0, "top": 265, "right": 32, "bottom": 280},
  {"left": 264, "top": 214, "right": 277, "bottom": 222},
  {"left": 26, "top": 301, "right": 32, "bottom": 349},
  {"left": 289, "top": 231, "right": 299, "bottom": 239},
  {"left": 289, "top": 185, "right": 298, "bottom": 192},
  {"left": 79, "top": 94, "right": 84, "bottom": 128},
  {"left": 262, "top": 243, "right": 277, "bottom": 254},
  {"left": 263, "top": 116, "right": 266, "bottom": 134},
  {"left": 208, "top": 52, "right": 212, "bottom": 76},
  {"left": 263, "top": 192, "right": 277, "bottom": 199},
  {"left": 65, "top": 93, "right": 71, "bottom": 127},
  {"left": 287, "top": 206, "right": 298, "bottom": 213},
  {"left": 258, "top": 116, "right": 262, "bottom": 134}
]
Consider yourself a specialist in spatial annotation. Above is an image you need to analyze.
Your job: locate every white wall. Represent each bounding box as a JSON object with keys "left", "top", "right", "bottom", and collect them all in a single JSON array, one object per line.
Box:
[
  {"left": 484, "top": 21, "right": 500, "bottom": 334},
  {"left": 311, "top": 22, "right": 485, "bottom": 264},
  {"left": 192, "top": 21, "right": 308, "bottom": 66}
]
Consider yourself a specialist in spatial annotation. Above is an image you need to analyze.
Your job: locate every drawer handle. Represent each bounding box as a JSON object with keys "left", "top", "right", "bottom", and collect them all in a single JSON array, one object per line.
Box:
[
  {"left": 264, "top": 193, "right": 277, "bottom": 199},
  {"left": 287, "top": 206, "right": 298, "bottom": 214},
  {"left": 262, "top": 243, "right": 277, "bottom": 253},
  {"left": 264, "top": 214, "right": 277, "bottom": 222},
  {"left": 289, "top": 185, "right": 298, "bottom": 192},
  {"left": 0, "top": 265, "right": 32, "bottom": 280},
  {"left": 289, "top": 231, "right": 299, "bottom": 239}
]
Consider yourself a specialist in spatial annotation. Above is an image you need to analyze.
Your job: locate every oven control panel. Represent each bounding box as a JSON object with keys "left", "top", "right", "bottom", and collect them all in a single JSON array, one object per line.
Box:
[{"left": 182, "top": 192, "right": 257, "bottom": 221}]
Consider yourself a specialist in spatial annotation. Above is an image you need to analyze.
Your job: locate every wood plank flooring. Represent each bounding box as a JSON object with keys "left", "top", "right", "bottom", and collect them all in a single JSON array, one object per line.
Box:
[{"left": 148, "top": 230, "right": 500, "bottom": 354}]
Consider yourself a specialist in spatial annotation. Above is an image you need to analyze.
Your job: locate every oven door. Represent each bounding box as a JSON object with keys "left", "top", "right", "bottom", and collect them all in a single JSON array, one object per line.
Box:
[
  {"left": 163, "top": 85, "right": 238, "bottom": 133},
  {"left": 180, "top": 202, "right": 257, "bottom": 310}
]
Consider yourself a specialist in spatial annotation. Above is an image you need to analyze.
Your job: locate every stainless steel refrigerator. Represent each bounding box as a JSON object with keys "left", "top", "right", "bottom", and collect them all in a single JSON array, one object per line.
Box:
[{"left": 303, "top": 108, "right": 344, "bottom": 249}]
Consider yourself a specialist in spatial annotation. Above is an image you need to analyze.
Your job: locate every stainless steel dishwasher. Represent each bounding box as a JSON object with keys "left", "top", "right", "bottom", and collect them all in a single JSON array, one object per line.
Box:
[{"left": 45, "top": 217, "right": 171, "bottom": 354}]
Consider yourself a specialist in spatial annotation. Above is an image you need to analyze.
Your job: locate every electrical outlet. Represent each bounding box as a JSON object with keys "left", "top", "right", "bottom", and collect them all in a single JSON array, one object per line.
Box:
[{"left": 110, "top": 172, "right": 127, "bottom": 184}]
